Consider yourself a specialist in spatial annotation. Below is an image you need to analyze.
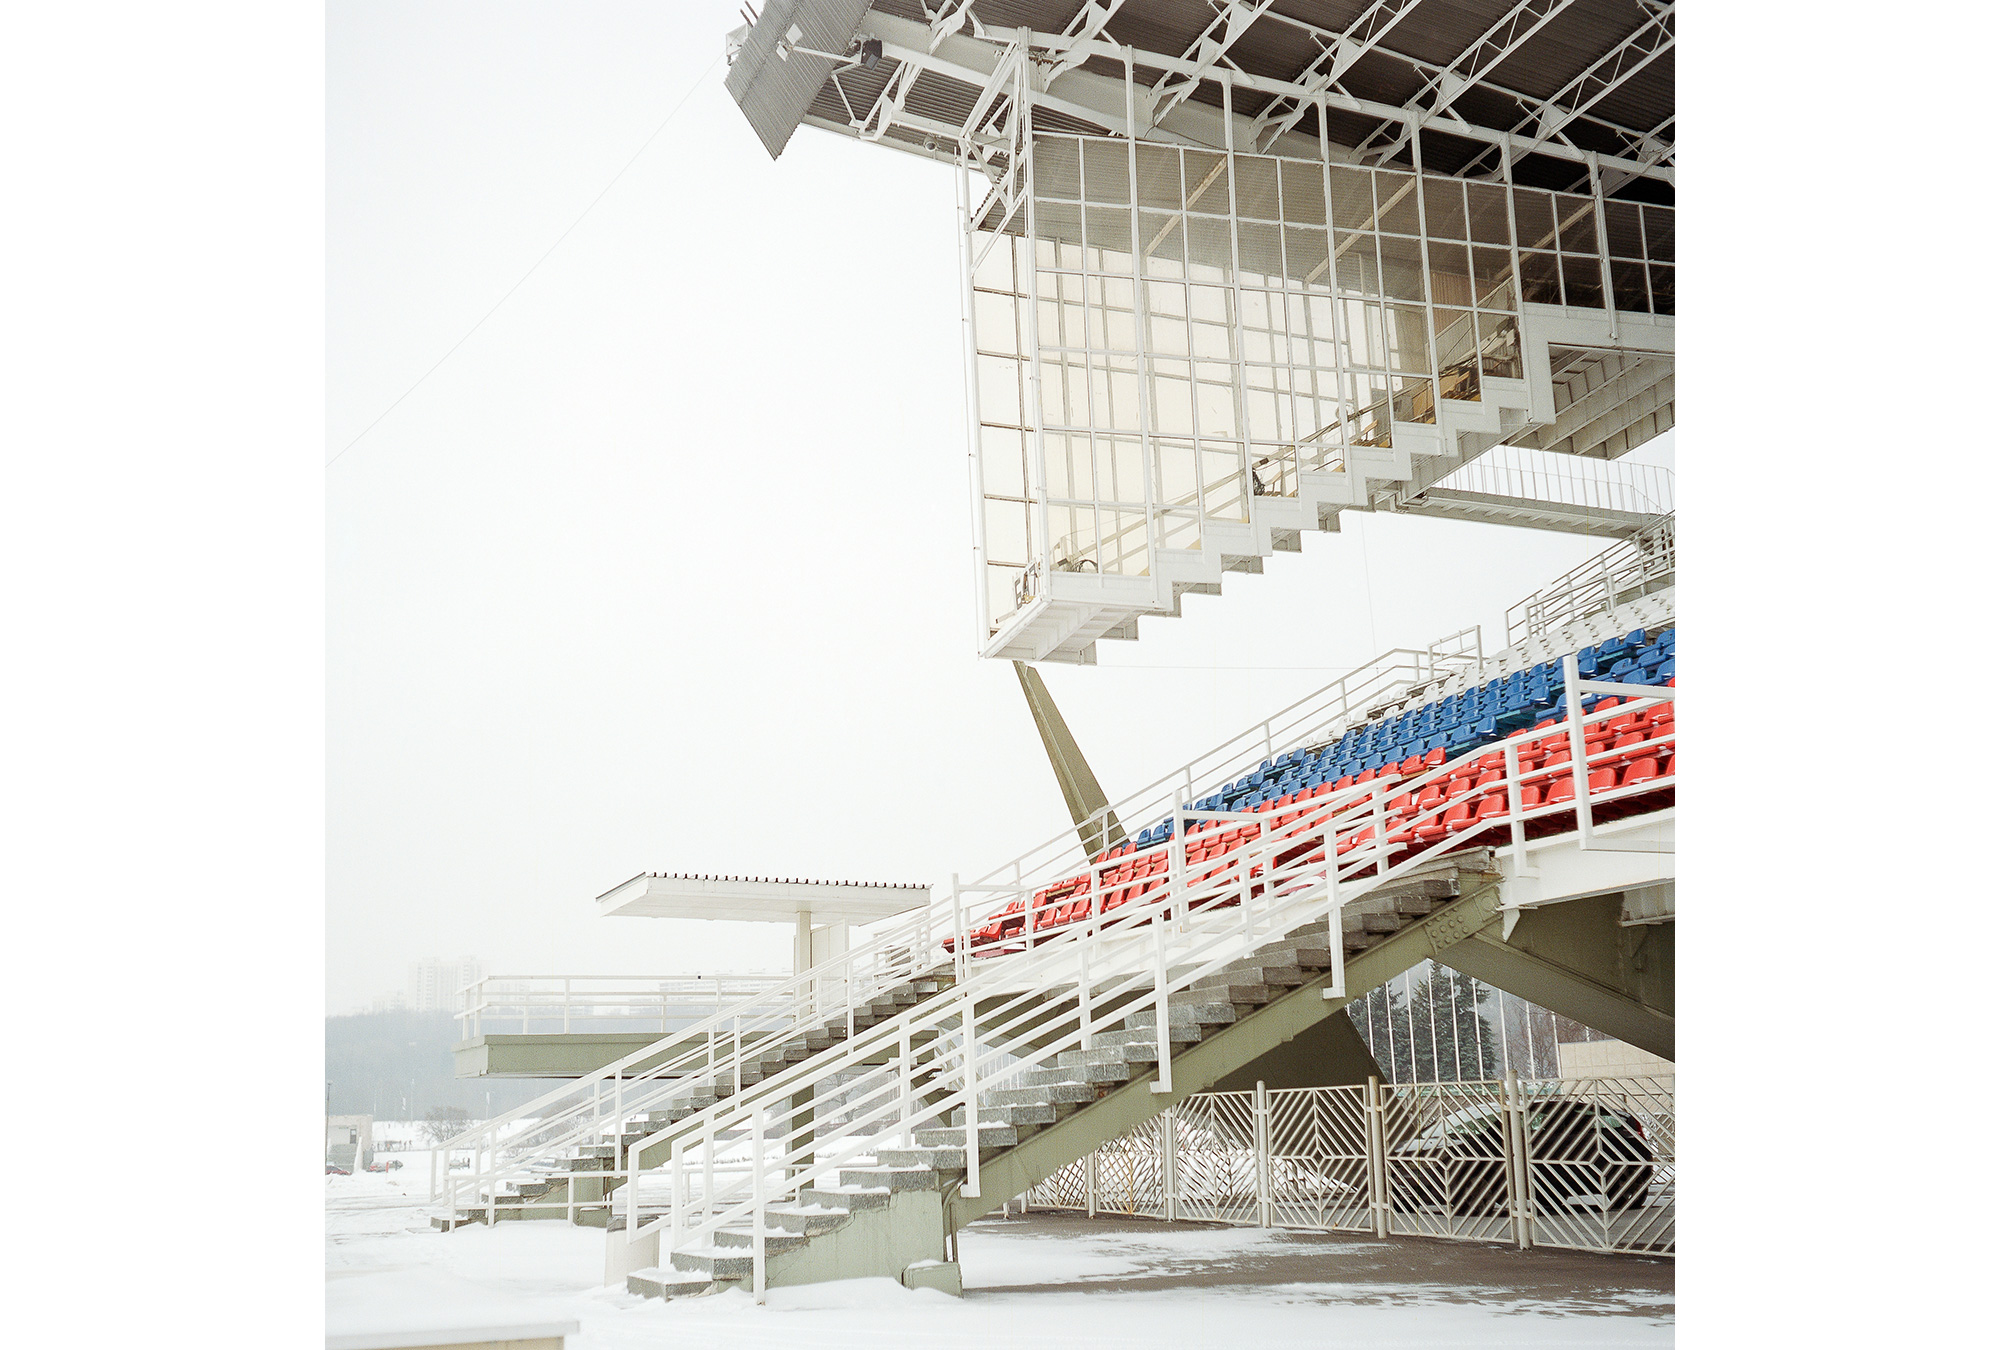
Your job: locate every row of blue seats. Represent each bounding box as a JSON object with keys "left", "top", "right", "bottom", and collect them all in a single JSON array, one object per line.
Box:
[{"left": 1128, "top": 625, "right": 1674, "bottom": 848}]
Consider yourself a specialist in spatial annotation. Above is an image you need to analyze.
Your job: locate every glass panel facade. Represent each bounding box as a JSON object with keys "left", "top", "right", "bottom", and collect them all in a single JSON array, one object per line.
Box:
[{"left": 966, "top": 134, "right": 1673, "bottom": 637}]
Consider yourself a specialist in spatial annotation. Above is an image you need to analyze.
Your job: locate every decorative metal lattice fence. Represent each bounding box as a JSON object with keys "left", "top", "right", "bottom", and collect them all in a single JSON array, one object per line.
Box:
[{"left": 1025, "top": 1074, "right": 1672, "bottom": 1257}]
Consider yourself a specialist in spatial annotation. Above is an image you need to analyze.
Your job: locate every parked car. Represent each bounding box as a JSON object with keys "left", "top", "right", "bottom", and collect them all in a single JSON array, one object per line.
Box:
[
  {"left": 1388, "top": 1098, "right": 1653, "bottom": 1214},
  {"left": 325, "top": 1164, "right": 350, "bottom": 1176}
]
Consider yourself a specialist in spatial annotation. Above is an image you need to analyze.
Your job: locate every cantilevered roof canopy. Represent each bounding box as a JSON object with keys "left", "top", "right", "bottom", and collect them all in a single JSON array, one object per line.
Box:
[
  {"left": 725, "top": 0, "right": 1672, "bottom": 197},
  {"left": 597, "top": 872, "right": 930, "bottom": 924}
]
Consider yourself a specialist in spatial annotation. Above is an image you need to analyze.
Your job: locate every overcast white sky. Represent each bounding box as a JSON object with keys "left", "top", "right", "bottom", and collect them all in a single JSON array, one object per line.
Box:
[{"left": 327, "top": 0, "right": 1672, "bottom": 1014}]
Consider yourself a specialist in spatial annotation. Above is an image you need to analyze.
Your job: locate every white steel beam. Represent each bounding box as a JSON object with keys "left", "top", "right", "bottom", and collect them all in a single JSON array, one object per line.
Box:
[
  {"left": 1517, "top": 4, "right": 1672, "bottom": 156},
  {"left": 1250, "top": 1, "right": 1663, "bottom": 154},
  {"left": 1045, "top": 0, "right": 1129, "bottom": 81},
  {"left": 851, "top": 9, "right": 1671, "bottom": 186},
  {"left": 1150, "top": 0, "right": 1284, "bottom": 123},
  {"left": 1361, "top": 0, "right": 1578, "bottom": 163},
  {"left": 1249, "top": 0, "right": 1428, "bottom": 152}
]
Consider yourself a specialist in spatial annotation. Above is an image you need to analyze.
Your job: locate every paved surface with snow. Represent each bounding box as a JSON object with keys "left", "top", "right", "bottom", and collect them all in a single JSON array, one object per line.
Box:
[{"left": 329, "top": 1160, "right": 1673, "bottom": 1347}]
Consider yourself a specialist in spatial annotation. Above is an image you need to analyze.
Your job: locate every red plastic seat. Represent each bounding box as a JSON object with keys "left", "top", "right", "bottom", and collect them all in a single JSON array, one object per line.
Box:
[
  {"left": 1621, "top": 757, "right": 1660, "bottom": 787},
  {"left": 1422, "top": 746, "right": 1447, "bottom": 770}
]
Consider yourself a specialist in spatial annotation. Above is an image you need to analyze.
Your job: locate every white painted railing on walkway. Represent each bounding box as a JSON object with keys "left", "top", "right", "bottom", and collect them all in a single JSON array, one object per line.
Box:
[
  {"left": 1027, "top": 1074, "right": 1673, "bottom": 1257},
  {"left": 454, "top": 975, "right": 790, "bottom": 1039},
  {"left": 1505, "top": 513, "right": 1674, "bottom": 644},
  {"left": 1434, "top": 444, "right": 1674, "bottom": 519}
]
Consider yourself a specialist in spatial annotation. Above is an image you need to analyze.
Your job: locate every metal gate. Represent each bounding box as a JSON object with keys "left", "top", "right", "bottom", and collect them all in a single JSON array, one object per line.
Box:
[{"left": 1026, "top": 1074, "right": 1673, "bottom": 1257}]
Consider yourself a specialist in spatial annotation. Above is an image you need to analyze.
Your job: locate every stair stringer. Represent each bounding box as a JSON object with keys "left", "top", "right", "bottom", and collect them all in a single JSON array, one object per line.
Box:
[
  {"left": 946, "top": 872, "right": 1505, "bottom": 1231},
  {"left": 752, "top": 1186, "right": 947, "bottom": 1290}
]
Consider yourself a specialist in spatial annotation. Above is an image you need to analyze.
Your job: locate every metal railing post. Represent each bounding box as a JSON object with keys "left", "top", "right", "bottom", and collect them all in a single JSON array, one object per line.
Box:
[
  {"left": 1254, "top": 1081, "right": 1272, "bottom": 1228},
  {"left": 1153, "top": 808, "right": 1183, "bottom": 1095},
  {"left": 899, "top": 1024, "right": 913, "bottom": 1147},
  {"left": 751, "top": 1106, "right": 767, "bottom": 1302},
  {"left": 952, "top": 872, "right": 967, "bottom": 983},
  {"left": 1366, "top": 1076, "right": 1388, "bottom": 1239},
  {"left": 1086, "top": 1150, "right": 1098, "bottom": 1218},
  {"left": 1082, "top": 859, "right": 1099, "bottom": 1050},
  {"left": 1162, "top": 1109, "right": 1179, "bottom": 1222},
  {"left": 1503, "top": 739, "right": 1530, "bottom": 878},
  {"left": 1324, "top": 817, "right": 1346, "bottom": 1001},
  {"left": 1562, "top": 652, "right": 1595, "bottom": 848},
  {"left": 1504, "top": 1070, "right": 1532, "bottom": 1249},
  {"left": 960, "top": 994, "right": 981, "bottom": 1199},
  {"left": 668, "top": 1137, "right": 685, "bottom": 1256}
]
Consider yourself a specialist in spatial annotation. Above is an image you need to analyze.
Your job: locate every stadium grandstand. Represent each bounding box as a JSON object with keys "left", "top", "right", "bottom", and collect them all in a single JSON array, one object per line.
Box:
[{"left": 431, "top": 0, "right": 1675, "bottom": 1303}]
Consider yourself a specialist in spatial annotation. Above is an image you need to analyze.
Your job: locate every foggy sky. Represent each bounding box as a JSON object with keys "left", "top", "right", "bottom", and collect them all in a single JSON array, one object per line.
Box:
[{"left": 327, "top": 0, "right": 1673, "bottom": 1013}]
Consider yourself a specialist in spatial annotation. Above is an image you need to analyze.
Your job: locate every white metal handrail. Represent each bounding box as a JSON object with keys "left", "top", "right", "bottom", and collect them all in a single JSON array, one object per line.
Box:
[
  {"left": 958, "top": 628, "right": 1489, "bottom": 906},
  {"left": 1505, "top": 514, "right": 1674, "bottom": 644},
  {"left": 454, "top": 975, "right": 791, "bottom": 1039},
  {"left": 609, "top": 671, "right": 1673, "bottom": 1298},
  {"left": 1431, "top": 445, "right": 1674, "bottom": 520}
]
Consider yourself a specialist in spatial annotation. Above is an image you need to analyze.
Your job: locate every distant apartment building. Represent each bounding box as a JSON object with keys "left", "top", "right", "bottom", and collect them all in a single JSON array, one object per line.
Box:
[{"left": 366, "top": 957, "right": 485, "bottom": 1014}]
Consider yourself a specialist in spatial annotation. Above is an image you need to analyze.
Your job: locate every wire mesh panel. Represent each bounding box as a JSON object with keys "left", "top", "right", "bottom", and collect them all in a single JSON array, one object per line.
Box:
[
  {"left": 1268, "top": 1086, "right": 1374, "bottom": 1232},
  {"left": 1381, "top": 1081, "right": 1516, "bottom": 1243},
  {"left": 1520, "top": 1076, "right": 1674, "bottom": 1255},
  {"left": 1171, "top": 1093, "right": 1259, "bottom": 1224}
]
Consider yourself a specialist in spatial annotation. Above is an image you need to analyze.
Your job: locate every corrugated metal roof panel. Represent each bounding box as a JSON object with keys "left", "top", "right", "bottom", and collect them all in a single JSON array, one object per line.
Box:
[
  {"left": 736, "top": 1, "right": 1670, "bottom": 193},
  {"left": 725, "top": 0, "right": 875, "bottom": 159}
]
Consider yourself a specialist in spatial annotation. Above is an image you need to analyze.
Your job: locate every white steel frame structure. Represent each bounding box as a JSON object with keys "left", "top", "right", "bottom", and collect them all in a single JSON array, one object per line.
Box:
[{"left": 725, "top": 3, "right": 1675, "bottom": 661}]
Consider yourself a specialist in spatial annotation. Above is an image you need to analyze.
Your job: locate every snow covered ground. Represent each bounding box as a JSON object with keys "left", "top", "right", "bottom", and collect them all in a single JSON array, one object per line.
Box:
[{"left": 329, "top": 1162, "right": 1672, "bottom": 1348}]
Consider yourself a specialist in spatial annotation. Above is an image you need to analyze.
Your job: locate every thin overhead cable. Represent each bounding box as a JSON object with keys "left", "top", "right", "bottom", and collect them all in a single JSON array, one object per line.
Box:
[{"left": 327, "top": 54, "right": 724, "bottom": 468}]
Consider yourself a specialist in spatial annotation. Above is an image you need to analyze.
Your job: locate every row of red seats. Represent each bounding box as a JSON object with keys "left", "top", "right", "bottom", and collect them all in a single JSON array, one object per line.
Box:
[{"left": 947, "top": 695, "right": 1673, "bottom": 957}]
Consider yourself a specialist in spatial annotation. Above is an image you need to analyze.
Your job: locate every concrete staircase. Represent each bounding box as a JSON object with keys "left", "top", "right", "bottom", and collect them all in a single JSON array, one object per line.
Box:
[
  {"left": 433, "top": 969, "right": 957, "bottom": 1231},
  {"left": 625, "top": 856, "right": 1491, "bottom": 1299}
]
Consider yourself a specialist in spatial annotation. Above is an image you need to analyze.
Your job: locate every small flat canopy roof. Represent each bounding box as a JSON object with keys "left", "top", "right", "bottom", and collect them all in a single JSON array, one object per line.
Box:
[{"left": 597, "top": 872, "right": 929, "bottom": 925}]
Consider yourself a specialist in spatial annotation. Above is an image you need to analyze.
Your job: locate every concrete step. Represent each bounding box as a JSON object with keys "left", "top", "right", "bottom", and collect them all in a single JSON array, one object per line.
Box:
[
  {"left": 801, "top": 1181, "right": 894, "bottom": 1212},
  {"left": 627, "top": 1267, "right": 716, "bottom": 1301},
  {"left": 837, "top": 1165, "right": 939, "bottom": 1192},
  {"left": 712, "top": 1226, "right": 810, "bottom": 1256},
  {"left": 669, "top": 1247, "right": 754, "bottom": 1281},
  {"left": 1187, "top": 977, "right": 1278, "bottom": 1003},
  {"left": 914, "top": 1123, "right": 1018, "bottom": 1149},
  {"left": 873, "top": 1145, "right": 970, "bottom": 1172},
  {"left": 1095, "top": 1025, "right": 1201, "bottom": 1050},
  {"left": 949, "top": 1101, "right": 1061, "bottom": 1128},
  {"left": 1220, "top": 960, "right": 1305, "bottom": 987},
  {"left": 1123, "top": 1001, "right": 1237, "bottom": 1031},
  {"left": 768, "top": 1201, "right": 853, "bottom": 1236},
  {"left": 1023, "top": 1059, "right": 1132, "bottom": 1086},
  {"left": 991, "top": 1080, "right": 1095, "bottom": 1106}
]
